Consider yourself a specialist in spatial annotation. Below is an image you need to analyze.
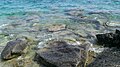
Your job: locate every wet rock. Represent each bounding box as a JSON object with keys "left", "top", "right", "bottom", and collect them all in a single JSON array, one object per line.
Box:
[
  {"left": 48, "top": 24, "right": 66, "bottom": 32},
  {"left": 34, "top": 40, "right": 90, "bottom": 67},
  {"left": 70, "top": 17, "right": 100, "bottom": 24},
  {"left": 96, "top": 29, "right": 120, "bottom": 47},
  {"left": 65, "top": 9, "right": 85, "bottom": 18},
  {"left": 69, "top": 17, "right": 101, "bottom": 30},
  {"left": 0, "top": 48, "right": 39, "bottom": 67},
  {"left": 88, "top": 48, "right": 120, "bottom": 67},
  {"left": 88, "top": 11, "right": 107, "bottom": 15},
  {"left": 1, "top": 38, "right": 28, "bottom": 60}
]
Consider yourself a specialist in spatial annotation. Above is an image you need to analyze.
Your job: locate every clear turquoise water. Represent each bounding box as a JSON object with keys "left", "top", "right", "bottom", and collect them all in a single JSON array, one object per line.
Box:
[
  {"left": 0, "top": 1, "right": 120, "bottom": 66},
  {"left": 0, "top": 0, "right": 120, "bottom": 24},
  {"left": 0, "top": 0, "right": 119, "bottom": 55}
]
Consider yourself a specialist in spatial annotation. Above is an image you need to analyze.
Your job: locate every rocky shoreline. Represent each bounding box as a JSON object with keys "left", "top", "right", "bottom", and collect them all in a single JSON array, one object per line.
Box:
[
  {"left": 1, "top": 29, "right": 120, "bottom": 67},
  {"left": 0, "top": 9, "right": 120, "bottom": 67}
]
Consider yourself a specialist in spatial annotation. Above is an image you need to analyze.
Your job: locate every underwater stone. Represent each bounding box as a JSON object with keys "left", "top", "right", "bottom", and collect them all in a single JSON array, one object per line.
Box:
[
  {"left": 48, "top": 24, "right": 66, "bottom": 32},
  {"left": 65, "top": 9, "right": 85, "bottom": 18},
  {"left": 26, "top": 15, "right": 40, "bottom": 23}
]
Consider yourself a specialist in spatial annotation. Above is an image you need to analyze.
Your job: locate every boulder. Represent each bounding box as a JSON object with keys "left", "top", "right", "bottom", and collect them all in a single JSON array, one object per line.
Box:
[
  {"left": 96, "top": 29, "right": 120, "bottom": 47},
  {"left": 1, "top": 38, "right": 28, "bottom": 60},
  {"left": 34, "top": 40, "right": 90, "bottom": 67}
]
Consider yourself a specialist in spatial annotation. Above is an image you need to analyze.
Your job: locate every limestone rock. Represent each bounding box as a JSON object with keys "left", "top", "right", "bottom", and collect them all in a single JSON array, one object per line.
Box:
[{"left": 34, "top": 40, "right": 90, "bottom": 67}]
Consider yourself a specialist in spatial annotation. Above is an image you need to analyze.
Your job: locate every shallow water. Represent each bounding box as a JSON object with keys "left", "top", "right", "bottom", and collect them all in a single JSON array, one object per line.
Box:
[
  {"left": 0, "top": 0, "right": 119, "bottom": 47},
  {"left": 0, "top": 0, "right": 119, "bottom": 48},
  {"left": 0, "top": 0, "right": 120, "bottom": 67},
  {"left": 0, "top": 0, "right": 120, "bottom": 23}
]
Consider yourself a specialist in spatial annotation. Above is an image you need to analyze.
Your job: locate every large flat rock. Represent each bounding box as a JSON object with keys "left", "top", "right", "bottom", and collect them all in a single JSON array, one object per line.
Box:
[{"left": 34, "top": 40, "right": 90, "bottom": 67}]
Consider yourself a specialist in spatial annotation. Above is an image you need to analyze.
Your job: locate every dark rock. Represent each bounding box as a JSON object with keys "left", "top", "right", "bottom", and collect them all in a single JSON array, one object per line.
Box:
[
  {"left": 96, "top": 29, "right": 120, "bottom": 47},
  {"left": 88, "top": 48, "right": 120, "bottom": 67},
  {"left": 34, "top": 40, "right": 90, "bottom": 67},
  {"left": 1, "top": 39, "right": 28, "bottom": 60}
]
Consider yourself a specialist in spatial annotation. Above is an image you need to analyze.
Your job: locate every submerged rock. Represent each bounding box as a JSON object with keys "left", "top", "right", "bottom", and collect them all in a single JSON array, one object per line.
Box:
[
  {"left": 88, "top": 11, "right": 108, "bottom": 15},
  {"left": 48, "top": 24, "right": 66, "bottom": 32},
  {"left": 34, "top": 40, "right": 90, "bottom": 67},
  {"left": 25, "top": 15, "right": 40, "bottom": 23},
  {"left": 96, "top": 29, "right": 120, "bottom": 47},
  {"left": 1, "top": 38, "right": 28, "bottom": 60},
  {"left": 65, "top": 9, "right": 85, "bottom": 18},
  {"left": 70, "top": 17, "right": 100, "bottom": 24}
]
